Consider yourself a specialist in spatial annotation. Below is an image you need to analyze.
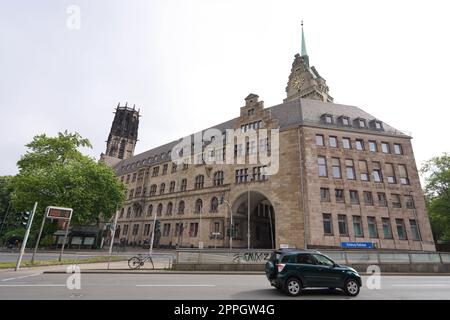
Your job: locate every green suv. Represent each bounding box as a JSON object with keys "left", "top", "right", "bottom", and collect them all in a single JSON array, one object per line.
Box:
[{"left": 265, "top": 249, "right": 362, "bottom": 297}]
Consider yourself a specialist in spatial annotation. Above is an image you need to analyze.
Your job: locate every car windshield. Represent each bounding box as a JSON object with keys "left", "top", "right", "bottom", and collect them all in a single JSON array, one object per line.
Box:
[
  {"left": 313, "top": 254, "right": 335, "bottom": 267},
  {"left": 270, "top": 251, "right": 281, "bottom": 262}
]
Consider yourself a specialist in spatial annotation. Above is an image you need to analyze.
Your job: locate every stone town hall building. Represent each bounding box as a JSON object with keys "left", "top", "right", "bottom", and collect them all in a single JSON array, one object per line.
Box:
[{"left": 100, "top": 26, "right": 435, "bottom": 252}]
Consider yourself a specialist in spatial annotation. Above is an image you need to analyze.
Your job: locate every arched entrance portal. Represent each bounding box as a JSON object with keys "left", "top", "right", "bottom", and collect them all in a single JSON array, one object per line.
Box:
[{"left": 231, "top": 191, "right": 275, "bottom": 249}]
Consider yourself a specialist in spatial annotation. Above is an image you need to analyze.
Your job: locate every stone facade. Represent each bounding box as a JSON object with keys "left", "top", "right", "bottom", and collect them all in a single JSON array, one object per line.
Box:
[{"left": 104, "top": 36, "right": 435, "bottom": 252}]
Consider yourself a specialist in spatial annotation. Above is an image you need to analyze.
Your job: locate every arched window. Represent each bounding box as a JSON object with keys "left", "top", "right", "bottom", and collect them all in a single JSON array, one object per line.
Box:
[
  {"left": 213, "top": 171, "right": 224, "bottom": 186},
  {"left": 160, "top": 183, "right": 165, "bottom": 195},
  {"left": 119, "top": 208, "right": 124, "bottom": 218},
  {"left": 126, "top": 207, "right": 131, "bottom": 218},
  {"left": 178, "top": 201, "right": 185, "bottom": 214},
  {"left": 147, "top": 204, "right": 153, "bottom": 216},
  {"left": 157, "top": 203, "right": 163, "bottom": 216},
  {"left": 169, "top": 181, "right": 176, "bottom": 193},
  {"left": 166, "top": 202, "right": 173, "bottom": 215},
  {"left": 195, "top": 199, "right": 203, "bottom": 214},
  {"left": 195, "top": 175, "right": 204, "bottom": 189},
  {"left": 210, "top": 197, "right": 219, "bottom": 213}
]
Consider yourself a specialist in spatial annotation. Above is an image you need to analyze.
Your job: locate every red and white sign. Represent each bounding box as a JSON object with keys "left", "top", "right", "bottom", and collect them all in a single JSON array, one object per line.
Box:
[{"left": 46, "top": 206, "right": 73, "bottom": 220}]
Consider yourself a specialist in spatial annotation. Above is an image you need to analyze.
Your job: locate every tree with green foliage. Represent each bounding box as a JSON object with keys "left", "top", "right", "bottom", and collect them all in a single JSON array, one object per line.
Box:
[
  {"left": 8, "top": 131, "right": 126, "bottom": 245},
  {"left": 421, "top": 153, "right": 450, "bottom": 242},
  {"left": 0, "top": 176, "right": 17, "bottom": 243}
]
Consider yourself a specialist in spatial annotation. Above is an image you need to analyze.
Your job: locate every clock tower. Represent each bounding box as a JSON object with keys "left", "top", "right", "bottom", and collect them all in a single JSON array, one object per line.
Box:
[{"left": 285, "top": 22, "right": 333, "bottom": 103}]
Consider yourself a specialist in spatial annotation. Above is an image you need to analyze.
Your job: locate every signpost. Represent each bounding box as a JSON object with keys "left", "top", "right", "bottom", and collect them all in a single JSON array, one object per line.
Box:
[{"left": 32, "top": 206, "right": 73, "bottom": 264}]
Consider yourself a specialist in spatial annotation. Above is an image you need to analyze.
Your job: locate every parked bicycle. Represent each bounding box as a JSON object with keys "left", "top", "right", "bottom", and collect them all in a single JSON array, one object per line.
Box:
[{"left": 128, "top": 254, "right": 154, "bottom": 270}]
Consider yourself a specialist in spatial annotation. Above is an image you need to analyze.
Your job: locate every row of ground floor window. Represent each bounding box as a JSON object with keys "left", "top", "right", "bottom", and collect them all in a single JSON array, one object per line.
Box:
[{"left": 322, "top": 213, "right": 421, "bottom": 241}]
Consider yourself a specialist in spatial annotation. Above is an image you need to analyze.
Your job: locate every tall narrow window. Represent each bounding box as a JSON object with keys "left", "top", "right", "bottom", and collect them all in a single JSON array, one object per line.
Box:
[
  {"left": 177, "top": 200, "right": 185, "bottom": 214},
  {"left": 323, "top": 214, "right": 333, "bottom": 235},
  {"left": 342, "top": 137, "right": 351, "bottom": 149},
  {"left": 169, "top": 181, "right": 176, "bottom": 193},
  {"left": 363, "top": 191, "right": 373, "bottom": 206},
  {"left": 409, "top": 219, "right": 421, "bottom": 241},
  {"left": 316, "top": 134, "right": 324, "bottom": 146},
  {"left": 157, "top": 203, "right": 163, "bottom": 216},
  {"left": 377, "top": 192, "right": 388, "bottom": 207},
  {"left": 359, "top": 160, "right": 369, "bottom": 181},
  {"left": 162, "top": 164, "right": 168, "bottom": 175},
  {"left": 318, "top": 156, "right": 328, "bottom": 177},
  {"left": 394, "top": 143, "right": 403, "bottom": 155},
  {"left": 329, "top": 136, "right": 338, "bottom": 148},
  {"left": 369, "top": 140, "right": 377, "bottom": 152},
  {"left": 372, "top": 161, "right": 383, "bottom": 182},
  {"left": 335, "top": 189, "right": 345, "bottom": 203},
  {"left": 166, "top": 202, "right": 173, "bottom": 216},
  {"left": 181, "top": 179, "right": 187, "bottom": 191},
  {"left": 396, "top": 219, "right": 407, "bottom": 240},
  {"left": 355, "top": 139, "right": 364, "bottom": 151},
  {"left": 405, "top": 195, "right": 415, "bottom": 209},
  {"left": 332, "top": 158, "right": 341, "bottom": 178},
  {"left": 338, "top": 215, "right": 348, "bottom": 236},
  {"left": 349, "top": 190, "right": 359, "bottom": 204},
  {"left": 368, "top": 217, "right": 378, "bottom": 238},
  {"left": 195, "top": 175, "right": 205, "bottom": 189},
  {"left": 398, "top": 164, "right": 410, "bottom": 185},
  {"left": 386, "top": 163, "right": 396, "bottom": 184},
  {"left": 159, "top": 183, "right": 165, "bottom": 195},
  {"left": 195, "top": 199, "right": 203, "bottom": 214},
  {"left": 353, "top": 216, "right": 363, "bottom": 237},
  {"left": 320, "top": 188, "right": 330, "bottom": 202},
  {"left": 381, "top": 142, "right": 390, "bottom": 154},
  {"left": 213, "top": 171, "right": 224, "bottom": 186},
  {"left": 210, "top": 197, "right": 219, "bottom": 213},
  {"left": 345, "top": 159, "right": 356, "bottom": 180},
  {"left": 392, "top": 194, "right": 402, "bottom": 208},
  {"left": 382, "top": 218, "right": 393, "bottom": 239}
]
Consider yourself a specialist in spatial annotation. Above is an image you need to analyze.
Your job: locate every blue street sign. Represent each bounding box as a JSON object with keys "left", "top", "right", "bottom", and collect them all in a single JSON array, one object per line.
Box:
[{"left": 341, "top": 242, "right": 374, "bottom": 249}]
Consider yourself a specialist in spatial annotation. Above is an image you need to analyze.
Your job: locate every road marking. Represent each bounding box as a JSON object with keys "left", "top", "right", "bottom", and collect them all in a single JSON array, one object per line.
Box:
[
  {"left": 136, "top": 284, "right": 216, "bottom": 287},
  {"left": 1, "top": 273, "right": 42, "bottom": 282},
  {"left": 391, "top": 284, "right": 449, "bottom": 287},
  {"left": 0, "top": 284, "right": 66, "bottom": 287}
]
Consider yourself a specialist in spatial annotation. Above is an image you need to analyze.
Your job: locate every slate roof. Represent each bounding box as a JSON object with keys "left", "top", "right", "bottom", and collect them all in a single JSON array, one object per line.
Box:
[{"left": 114, "top": 97, "right": 408, "bottom": 174}]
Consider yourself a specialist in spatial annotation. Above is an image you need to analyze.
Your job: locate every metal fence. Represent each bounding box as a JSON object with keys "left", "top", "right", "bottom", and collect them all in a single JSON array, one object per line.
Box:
[{"left": 175, "top": 249, "right": 450, "bottom": 265}]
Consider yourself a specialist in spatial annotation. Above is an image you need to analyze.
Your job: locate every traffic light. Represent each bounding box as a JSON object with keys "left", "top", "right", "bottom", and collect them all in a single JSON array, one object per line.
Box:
[
  {"left": 155, "top": 220, "right": 161, "bottom": 232},
  {"left": 20, "top": 211, "right": 31, "bottom": 228}
]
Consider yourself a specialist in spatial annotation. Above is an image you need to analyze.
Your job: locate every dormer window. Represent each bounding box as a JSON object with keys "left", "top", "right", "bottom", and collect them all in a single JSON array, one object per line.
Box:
[
  {"left": 338, "top": 116, "right": 351, "bottom": 126},
  {"left": 321, "top": 114, "right": 333, "bottom": 124},
  {"left": 358, "top": 118, "right": 366, "bottom": 128},
  {"left": 369, "top": 120, "right": 383, "bottom": 130}
]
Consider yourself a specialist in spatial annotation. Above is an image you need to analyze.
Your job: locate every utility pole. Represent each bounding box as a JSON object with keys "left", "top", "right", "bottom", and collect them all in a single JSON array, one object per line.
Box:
[
  {"left": 247, "top": 179, "right": 251, "bottom": 250},
  {"left": 15, "top": 202, "right": 38, "bottom": 271},
  {"left": 149, "top": 209, "right": 158, "bottom": 256},
  {"left": 107, "top": 209, "right": 119, "bottom": 270}
]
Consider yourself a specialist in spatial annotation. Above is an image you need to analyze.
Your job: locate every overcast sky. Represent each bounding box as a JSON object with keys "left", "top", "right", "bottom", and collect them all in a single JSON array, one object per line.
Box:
[{"left": 1, "top": 0, "right": 449, "bottom": 177}]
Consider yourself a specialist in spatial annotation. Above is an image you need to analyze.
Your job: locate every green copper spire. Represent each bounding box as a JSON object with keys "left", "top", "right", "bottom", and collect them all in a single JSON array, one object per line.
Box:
[{"left": 301, "top": 21, "right": 309, "bottom": 67}]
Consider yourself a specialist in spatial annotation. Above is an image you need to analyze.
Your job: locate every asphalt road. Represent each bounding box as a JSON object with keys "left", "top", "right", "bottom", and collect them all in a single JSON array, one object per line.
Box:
[{"left": 0, "top": 270, "right": 449, "bottom": 300}]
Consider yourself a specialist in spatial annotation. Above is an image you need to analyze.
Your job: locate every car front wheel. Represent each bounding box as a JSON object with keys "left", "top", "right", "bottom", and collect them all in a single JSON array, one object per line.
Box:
[
  {"left": 285, "top": 278, "right": 302, "bottom": 296},
  {"left": 344, "top": 278, "right": 360, "bottom": 297}
]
